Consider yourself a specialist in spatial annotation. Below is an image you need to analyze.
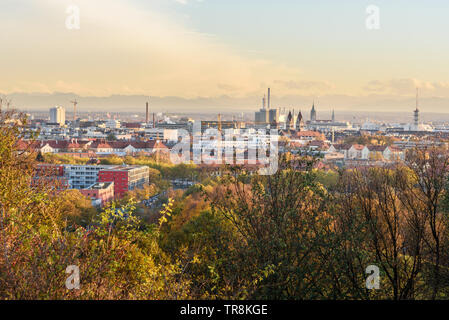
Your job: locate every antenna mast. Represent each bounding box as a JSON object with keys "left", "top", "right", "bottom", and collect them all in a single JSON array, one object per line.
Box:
[{"left": 416, "top": 88, "right": 419, "bottom": 110}]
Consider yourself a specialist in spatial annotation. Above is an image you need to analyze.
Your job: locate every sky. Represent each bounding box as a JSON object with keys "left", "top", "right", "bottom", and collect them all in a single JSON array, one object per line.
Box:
[{"left": 1, "top": 0, "right": 449, "bottom": 112}]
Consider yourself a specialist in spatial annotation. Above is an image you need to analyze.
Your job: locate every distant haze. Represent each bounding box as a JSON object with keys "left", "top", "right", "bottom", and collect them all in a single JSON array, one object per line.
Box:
[{"left": 5, "top": 92, "right": 449, "bottom": 116}]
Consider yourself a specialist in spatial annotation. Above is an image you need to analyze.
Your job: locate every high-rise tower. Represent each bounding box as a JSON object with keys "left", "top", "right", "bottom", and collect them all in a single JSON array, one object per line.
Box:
[
  {"left": 50, "top": 106, "right": 66, "bottom": 126},
  {"left": 414, "top": 88, "right": 419, "bottom": 128}
]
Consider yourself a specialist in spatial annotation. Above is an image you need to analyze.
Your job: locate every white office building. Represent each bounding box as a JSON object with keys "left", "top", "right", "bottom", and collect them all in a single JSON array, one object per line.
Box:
[
  {"left": 49, "top": 106, "right": 66, "bottom": 126},
  {"left": 63, "top": 165, "right": 109, "bottom": 190}
]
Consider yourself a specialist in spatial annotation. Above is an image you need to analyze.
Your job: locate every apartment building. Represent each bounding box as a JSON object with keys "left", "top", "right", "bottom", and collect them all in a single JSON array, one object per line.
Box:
[
  {"left": 63, "top": 165, "right": 110, "bottom": 190},
  {"left": 63, "top": 164, "right": 149, "bottom": 198},
  {"left": 98, "top": 166, "right": 150, "bottom": 198}
]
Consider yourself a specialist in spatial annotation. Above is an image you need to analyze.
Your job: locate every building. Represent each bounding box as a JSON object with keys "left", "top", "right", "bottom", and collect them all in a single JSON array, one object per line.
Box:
[
  {"left": 98, "top": 166, "right": 150, "bottom": 198},
  {"left": 306, "top": 103, "right": 352, "bottom": 132},
  {"left": 310, "top": 103, "right": 317, "bottom": 122},
  {"left": 366, "top": 145, "right": 388, "bottom": 160},
  {"left": 145, "top": 128, "right": 179, "bottom": 142},
  {"left": 49, "top": 106, "right": 66, "bottom": 126},
  {"left": 296, "top": 112, "right": 303, "bottom": 131},
  {"left": 33, "top": 164, "right": 69, "bottom": 190},
  {"left": 255, "top": 107, "right": 269, "bottom": 125},
  {"left": 328, "top": 144, "right": 352, "bottom": 159},
  {"left": 348, "top": 144, "right": 366, "bottom": 159},
  {"left": 63, "top": 164, "right": 149, "bottom": 198},
  {"left": 328, "top": 144, "right": 405, "bottom": 162},
  {"left": 414, "top": 88, "right": 420, "bottom": 129},
  {"left": 105, "top": 119, "right": 121, "bottom": 129},
  {"left": 269, "top": 108, "right": 279, "bottom": 126},
  {"left": 80, "top": 182, "right": 115, "bottom": 207},
  {"left": 286, "top": 111, "right": 294, "bottom": 130},
  {"left": 255, "top": 88, "right": 278, "bottom": 126},
  {"left": 201, "top": 120, "right": 243, "bottom": 132},
  {"left": 64, "top": 164, "right": 110, "bottom": 189}
]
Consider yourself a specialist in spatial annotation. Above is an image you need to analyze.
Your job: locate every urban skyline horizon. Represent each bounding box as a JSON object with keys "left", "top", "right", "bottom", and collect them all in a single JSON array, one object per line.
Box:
[{"left": 5, "top": 90, "right": 449, "bottom": 116}]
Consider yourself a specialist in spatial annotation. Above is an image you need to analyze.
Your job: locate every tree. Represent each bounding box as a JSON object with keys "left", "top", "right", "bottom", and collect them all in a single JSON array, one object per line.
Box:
[
  {"left": 335, "top": 167, "right": 426, "bottom": 299},
  {"left": 405, "top": 147, "right": 449, "bottom": 298},
  {"left": 0, "top": 109, "right": 190, "bottom": 299},
  {"left": 206, "top": 156, "right": 333, "bottom": 299}
]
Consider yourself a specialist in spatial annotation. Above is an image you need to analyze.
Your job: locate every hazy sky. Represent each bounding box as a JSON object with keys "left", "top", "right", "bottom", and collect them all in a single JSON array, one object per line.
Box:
[{"left": 1, "top": 0, "right": 449, "bottom": 108}]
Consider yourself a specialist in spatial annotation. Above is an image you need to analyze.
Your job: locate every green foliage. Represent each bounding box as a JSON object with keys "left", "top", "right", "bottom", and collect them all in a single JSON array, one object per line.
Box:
[
  {"left": 343, "top": 134, "right": 394, "bottom": 146},
  {"left": 0, "top": 111, "right": 190, "bottom": 299}
]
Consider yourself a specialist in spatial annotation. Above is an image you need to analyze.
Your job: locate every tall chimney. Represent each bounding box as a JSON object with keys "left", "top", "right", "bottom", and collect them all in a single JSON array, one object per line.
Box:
[
  {"left": 267, "top": 88, "right": 271, "bottom": 110},
  {"left": 153, "top": 113, "right": 155, "bottom": 128},
  {"left": 146, "top": 102, "right": 149, "bottom": 123}
]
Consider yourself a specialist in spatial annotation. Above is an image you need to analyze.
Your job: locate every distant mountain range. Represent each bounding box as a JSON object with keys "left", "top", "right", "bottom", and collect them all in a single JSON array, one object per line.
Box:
[{"left": 2, "top": 92, "right": 449, "bottom": 115}]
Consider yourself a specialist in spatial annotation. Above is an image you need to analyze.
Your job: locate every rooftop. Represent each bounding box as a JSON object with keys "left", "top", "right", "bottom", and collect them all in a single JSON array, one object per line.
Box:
[{"left": 86, "top": 182, "right": 113, "bottom": 190}]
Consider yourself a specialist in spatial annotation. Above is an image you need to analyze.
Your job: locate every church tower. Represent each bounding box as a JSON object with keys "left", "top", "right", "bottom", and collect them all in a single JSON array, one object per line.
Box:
[
  {"left": 286, "top": 111, "right": 293, "bottom": 130},
  {"left": 296, "top": 111, "right": 303, "bottom": 131},
  {"left": 310, "top": 102, "right": 317, "bottom": 122}
]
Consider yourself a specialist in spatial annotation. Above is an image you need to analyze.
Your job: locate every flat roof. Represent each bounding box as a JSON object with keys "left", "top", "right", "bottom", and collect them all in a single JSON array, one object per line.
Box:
[
  {"left": 100, "top": 165, "right": 148, "bottom": 172},
  {"left": 86, "top": 182, "right": 113, "bottom": 190}
]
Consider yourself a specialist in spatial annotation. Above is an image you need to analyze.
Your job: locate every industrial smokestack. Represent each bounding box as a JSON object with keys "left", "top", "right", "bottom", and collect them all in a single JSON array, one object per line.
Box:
[
  {"left": 146, "top": 102, "right": 149, "bottom": 123},
  {"left": 268, "top": 88, "right": 271, "bottom": 109}
]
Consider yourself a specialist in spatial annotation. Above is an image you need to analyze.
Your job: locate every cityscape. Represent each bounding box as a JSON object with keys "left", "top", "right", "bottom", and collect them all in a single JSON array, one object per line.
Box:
[
  {"left": 2, "top": 0, "right": 449, "bottom": 311},
  {"left": 18, "top": 86, "right": 449, "bottom": 189}
]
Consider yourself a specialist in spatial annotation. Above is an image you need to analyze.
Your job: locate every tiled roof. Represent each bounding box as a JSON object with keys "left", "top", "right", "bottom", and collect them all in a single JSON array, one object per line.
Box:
[{"left": 331, "top": 143, "right": 352, "bottom": 151}]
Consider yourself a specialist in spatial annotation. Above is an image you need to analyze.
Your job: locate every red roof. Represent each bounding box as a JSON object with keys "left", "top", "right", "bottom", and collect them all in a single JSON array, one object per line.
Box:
[
  {"left": 108, "top": 140, "right": 168, "bottom": 150},
  {"left": 91, "top": 140, "right": 112, "bottom": 149},
  {"left": 332, "top": 143, "right": 352, "bottom": 151}
]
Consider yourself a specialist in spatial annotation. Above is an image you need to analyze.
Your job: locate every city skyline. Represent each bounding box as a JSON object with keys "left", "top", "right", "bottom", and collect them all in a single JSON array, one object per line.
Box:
[{"left": 1, "top": 0, "right": 449, "bottom": 112}]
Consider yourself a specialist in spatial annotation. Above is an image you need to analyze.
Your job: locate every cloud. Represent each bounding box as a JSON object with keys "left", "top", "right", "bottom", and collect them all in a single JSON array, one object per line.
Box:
[
  {"left": 274, "top": 80, "right": 335, "bottom": 93},
  {"left": 364, "top": 78, "right": 449, "bottom": 97},
  {"left": 0, "top": 0, "right": 308, "bottom": 99}
]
